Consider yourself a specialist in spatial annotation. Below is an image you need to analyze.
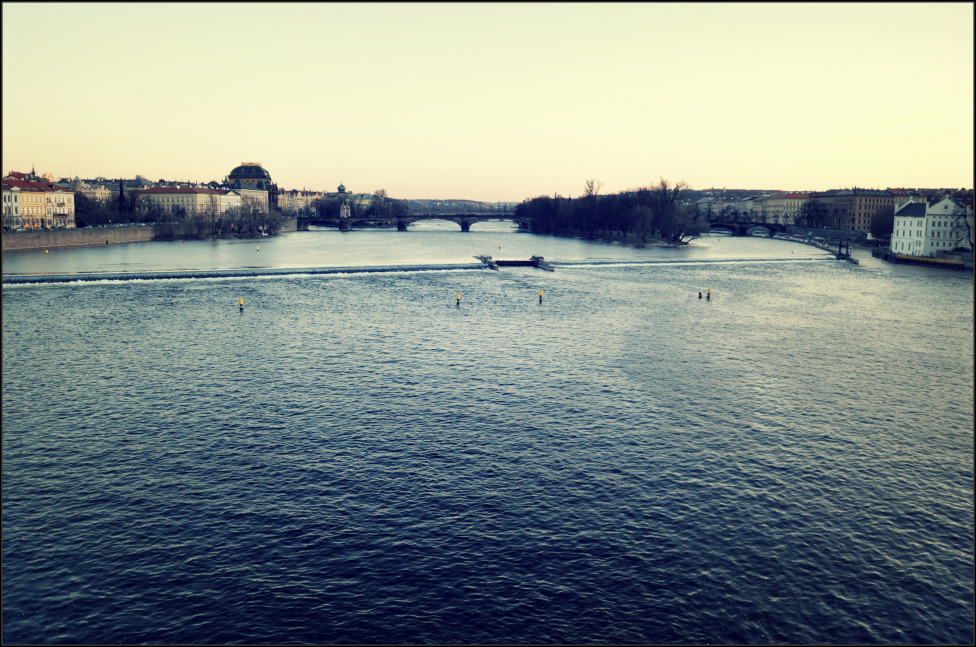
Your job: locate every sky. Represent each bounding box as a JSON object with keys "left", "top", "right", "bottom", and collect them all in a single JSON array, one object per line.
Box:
[{"left": 3, "top": 2, "right": 973, "bottom": 202}]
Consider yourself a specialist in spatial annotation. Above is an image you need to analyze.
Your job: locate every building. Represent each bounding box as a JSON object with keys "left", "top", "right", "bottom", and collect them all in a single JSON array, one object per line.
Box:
[
  {"left": 695, "top": 197, "right": 714, "bottom": 217},
  {"left": 2, "top": 182, "right": 22, "bottom": 229},
  {"left": 278, "top": 188, "right": 324, "bottom": 215},
  {"left": 235, "top": 187, "right": 269, "bottom": 214},
  {"left": 225, "top": 163, "right": 276, "bottom": 212},
  {"left": 734, "top": 197, "right": 759, "bottom": 220},
  {"left": 763, "top": 193, "right": 810, "bottom": 225},
  {"left": 133, "top": 187, "right": 241, "bottom": 219},
  {"left": 890, "top": 197, "right": 973, "bottom": 257},
  {"left": 226, "top": 163, "right": 272, "bottom": 190},
  {"left": 2, "top": 172, "right": 75, "bottom": 229},
  {"left": 886, "top": 188, "right": 922, "bottom": 213},
  {"left": 324, "top": 182, "right": 372, "bottom": 212},
  {"left": 811, "top": 188, "right": 896, "bottom": 235}
]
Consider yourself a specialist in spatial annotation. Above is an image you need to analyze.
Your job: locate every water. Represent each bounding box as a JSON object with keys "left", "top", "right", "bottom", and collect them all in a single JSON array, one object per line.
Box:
[{"left": 3, "top": 225, "right": 973, "bottom": 644}]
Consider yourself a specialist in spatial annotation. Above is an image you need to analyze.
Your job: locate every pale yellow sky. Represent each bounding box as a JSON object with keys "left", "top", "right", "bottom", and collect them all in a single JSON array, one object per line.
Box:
[{"left": 3, "top": 2, "right": 973, "bottom": 201}]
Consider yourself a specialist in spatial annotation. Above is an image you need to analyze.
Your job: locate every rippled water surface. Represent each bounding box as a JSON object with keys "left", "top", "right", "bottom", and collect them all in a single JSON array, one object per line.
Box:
[{"left": 3, "top": 228, "right": 973, "bottom": 644}]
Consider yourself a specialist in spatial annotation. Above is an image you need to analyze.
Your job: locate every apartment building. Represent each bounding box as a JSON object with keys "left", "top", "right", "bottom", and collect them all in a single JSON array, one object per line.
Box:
[
  {"left": 763, "top": 193, "right": 810, "bottom": 225},
  {"left": 2, "top": 173, "right": 75, "bottom": 229},
  {"left": 812, "top": 188, "right": 896, "bottom": 235},
  {"left": 279, "top": 189, "right": 324, "bottom": 214}
]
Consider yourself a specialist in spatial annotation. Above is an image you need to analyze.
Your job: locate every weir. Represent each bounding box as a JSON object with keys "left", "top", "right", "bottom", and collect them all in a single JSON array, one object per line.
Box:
[
  {"left": 474, "top": 255, "right": 554, "bottom": 271},
  {"left": 1, "top": 263, "right": 491, "bottom": 285}
]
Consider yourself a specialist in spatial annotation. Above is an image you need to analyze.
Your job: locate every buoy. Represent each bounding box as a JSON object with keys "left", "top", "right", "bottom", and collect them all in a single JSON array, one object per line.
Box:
[
  {"left": 456, "top": 293, "right": 461, "bottom": 306},
  {"left": 539, "top": 289, "right": 543, "bottom": 303},
  {"left": 257, "top": 245, "right": 260, "bottom": 251},
  {"left": 239, "top": 297, "right": 244, "bottom": 312},
  {"left": 44, "top": 249, "right": 48, "bottom": 254}
]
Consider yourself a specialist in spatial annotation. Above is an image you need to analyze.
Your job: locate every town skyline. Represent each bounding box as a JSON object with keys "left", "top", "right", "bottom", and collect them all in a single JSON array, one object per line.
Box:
[{"left": 3, "top": 3, "right": 973, "bottom": 203}]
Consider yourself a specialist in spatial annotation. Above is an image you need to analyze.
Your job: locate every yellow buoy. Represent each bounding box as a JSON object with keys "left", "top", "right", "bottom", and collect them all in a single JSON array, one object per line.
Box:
[
  {"left": 45, "top": 249, "right": 48, "bottom": 254},
  {"left": 257, "top": 245, "right": 260, "bottom": 251},
  {"left": 239, "top": 298, "right": 244, "bottom": 306}
]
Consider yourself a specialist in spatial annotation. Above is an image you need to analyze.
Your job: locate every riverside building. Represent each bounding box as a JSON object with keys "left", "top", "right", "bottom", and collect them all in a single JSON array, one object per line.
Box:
[
  {"left": 132, "top": 187, "right": 241, "bottom": 219},
  {"left": 2, "top": 171, "right": 75, "bottom": 229},
  {"left": 890, "top": 197, "right": 974, "bottom": 257}
]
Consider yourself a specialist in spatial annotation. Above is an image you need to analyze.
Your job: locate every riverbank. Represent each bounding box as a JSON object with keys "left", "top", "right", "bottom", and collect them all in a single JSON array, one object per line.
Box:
[
  {"left": 565, "top": 231, "right": 681, "bottom": 248},
  {"left": 2, "top": 218, "right": 298, "bottom": 252},
  {"left": 1, "top": 225, "right": 156, "bottom": 252}
]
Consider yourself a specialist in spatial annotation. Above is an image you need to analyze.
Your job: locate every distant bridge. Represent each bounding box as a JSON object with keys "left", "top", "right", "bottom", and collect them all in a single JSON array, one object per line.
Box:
[
  {"left": 706, "top": 218, "right": 787, "bottom": 236},
  {"left": 297, "top": 212, "right": 526, "bottom": 232}
]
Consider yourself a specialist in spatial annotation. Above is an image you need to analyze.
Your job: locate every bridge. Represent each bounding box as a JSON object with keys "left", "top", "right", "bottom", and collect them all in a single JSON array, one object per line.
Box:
[
  {"left": 706, "top": 218, "right": 787, "bottom": 236},
  {"left": 297, "top": 212, "right": 526, "bottom": 232}
]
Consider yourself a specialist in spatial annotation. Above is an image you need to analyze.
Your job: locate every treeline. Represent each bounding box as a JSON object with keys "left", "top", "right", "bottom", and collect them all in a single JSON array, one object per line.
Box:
[
  {"left": 151, "top": 207, "right": 283, "bottom": 241},
  {"left": 312, "top": 189, "right": 409, "bottom": 220},
  {"left": 516, "top": 179, "right": 709, "bottom": 245},
  {"left": 72, "top": 191, "right": 284, "bottom": 240}
]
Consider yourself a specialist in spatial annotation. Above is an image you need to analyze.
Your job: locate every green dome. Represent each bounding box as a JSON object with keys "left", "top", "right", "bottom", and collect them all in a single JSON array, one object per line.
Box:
[{"left": 228, "top": 164, "right": 271, "bottom": 181}]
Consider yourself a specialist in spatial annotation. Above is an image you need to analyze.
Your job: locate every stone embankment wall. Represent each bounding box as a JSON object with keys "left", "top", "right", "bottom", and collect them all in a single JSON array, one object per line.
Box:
[
  {"left": 2, "top": 226, "right": 156, "bottom": 252},
  {"left": 2, "top": 219, "right": 298, "bottom": 252}
]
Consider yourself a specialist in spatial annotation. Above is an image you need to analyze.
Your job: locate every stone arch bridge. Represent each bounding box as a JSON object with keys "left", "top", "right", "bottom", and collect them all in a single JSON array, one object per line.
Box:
[{"left": 297, "top": 212, "right": 527, "bottom": 232}]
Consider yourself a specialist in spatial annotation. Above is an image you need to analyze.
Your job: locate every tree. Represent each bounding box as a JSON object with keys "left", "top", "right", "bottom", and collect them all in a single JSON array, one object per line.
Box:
[
  {"left": 718, "top": 204, "right": 737, "bottom": 223},
  {"left": 73, "top": 192, "right": 112, "bottom": 227},
  {"left": 647, "top": 178, "right": 696, "bottom": 245},
  {"left": 797, "top": 199, "right": 830, "bottom": 228},
  {"left": 370, "top": 188, "right": 389, "bottom": 218},
  {"left": 951, "top": 203, "right": 973, "bottom": 251},
  {"left": 870, "top": 207, "right": 894, "bottom": 240}
]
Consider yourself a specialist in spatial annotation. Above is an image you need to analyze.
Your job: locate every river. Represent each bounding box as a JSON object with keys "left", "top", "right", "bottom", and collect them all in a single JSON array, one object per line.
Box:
[{"left": 2, "top": 223, "right": 973, "bottom": 644}]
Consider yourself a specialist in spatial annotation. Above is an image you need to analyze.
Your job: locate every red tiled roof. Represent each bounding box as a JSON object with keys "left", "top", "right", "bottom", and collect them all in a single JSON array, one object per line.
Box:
[
  {"left": 1, "top": 178, "right": 68, "bottom": 192},
  {"left": 135, "top": 187, "right": 221, "bottom": 194}
]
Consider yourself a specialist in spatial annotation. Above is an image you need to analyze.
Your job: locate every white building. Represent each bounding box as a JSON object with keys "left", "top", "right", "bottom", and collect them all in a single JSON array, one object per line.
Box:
[
  {"left": 890, "top": 197, "right": 973, "bottom": 257},
  {"left": 2, "top": 183, "right": 22, "bottom": 229},
  {"left": 220, "top": 190, "right": 241, "bottom": 215},
  {"left": 134, "top": 187, "right": 243, "bottom": 219}
]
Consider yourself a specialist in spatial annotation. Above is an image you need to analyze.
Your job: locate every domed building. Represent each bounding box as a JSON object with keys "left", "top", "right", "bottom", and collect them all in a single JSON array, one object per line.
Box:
[
  {"left": 224, "top": 162, "right": 279, "bottom": 213},
  {"left": 226, "top": 162, "right": 272, "bottom": 191}
]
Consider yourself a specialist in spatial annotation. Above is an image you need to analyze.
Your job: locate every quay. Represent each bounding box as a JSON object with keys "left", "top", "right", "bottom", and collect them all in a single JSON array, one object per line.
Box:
[
  {"left": 870, "top": 247, "right": 968, "bottom": 270},
  {"left": 773, "top": 232, "right": 858, "bottom": 262}
]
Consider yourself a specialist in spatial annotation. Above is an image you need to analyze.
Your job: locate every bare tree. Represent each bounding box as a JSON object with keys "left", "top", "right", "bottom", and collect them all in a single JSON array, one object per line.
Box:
[
  {"left": 648, "top": 178, "right": 685, "bottom": 245},
  {"left": 951, "top": 203, "right": 973, "bottom": 251}
]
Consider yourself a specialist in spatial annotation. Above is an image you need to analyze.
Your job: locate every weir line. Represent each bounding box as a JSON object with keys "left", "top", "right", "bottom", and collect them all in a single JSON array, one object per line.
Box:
[{"left": 1, "top": 263, "right": 491, "bottom": 285}]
